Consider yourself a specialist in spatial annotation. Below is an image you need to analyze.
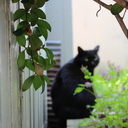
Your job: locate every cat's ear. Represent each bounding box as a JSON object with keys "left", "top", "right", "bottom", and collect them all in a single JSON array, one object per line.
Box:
[
  {"left": 94, "top": 45, "right": 99, "bottom": 53},
  {"left": 78, "top": 46, "right": 85, "bottom": 55}
]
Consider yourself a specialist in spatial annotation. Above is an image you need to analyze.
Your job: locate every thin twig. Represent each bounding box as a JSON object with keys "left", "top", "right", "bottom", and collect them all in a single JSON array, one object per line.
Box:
[
  {"left": 93, "top": 0, "right": 128, "bottom": 39},
  {"left": 122, "top": 9, "right": 127, "bottom": 19},
  {"left": 96, "top": 5, "right": 101, "bottom": 17},
  {"left": 115, "top": 15, "right": 128, "bottom": 38}
]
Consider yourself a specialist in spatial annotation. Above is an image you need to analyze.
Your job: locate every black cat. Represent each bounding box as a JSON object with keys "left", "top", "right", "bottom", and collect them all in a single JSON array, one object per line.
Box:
[{"left": 51, "top": 46, "right": 100, "bottom": 128}]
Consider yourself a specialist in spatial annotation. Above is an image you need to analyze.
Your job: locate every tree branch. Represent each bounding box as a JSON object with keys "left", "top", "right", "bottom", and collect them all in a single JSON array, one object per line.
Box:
[
  {"left": 113, "top": 0, "right": 128, "bottom": 9},
  {"left": 93, "top": 0, "right": 128, "bottom": 38}
]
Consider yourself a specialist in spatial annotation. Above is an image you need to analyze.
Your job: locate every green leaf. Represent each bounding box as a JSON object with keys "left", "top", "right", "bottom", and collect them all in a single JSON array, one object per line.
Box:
[
  {"left": 17, "top": 50, "right": 25, "bottom": 69},
  {"left": 23, "top": 3, "right": 31, "bottom": 10},
  {"left": 38, "top": 56, "right": 46, "bottom": 67},
  {"left": 30, "top": 13, "right": 38, "bottom": 26},
  {"left": 35, "top": 0, "right": 46, "bottom": 7},
  {"left": 43, "top": 48, "right": 54, "bottom": 60},
  {"left": 31, "top": 52, "right": 39, "bottom": 61},
  {"left": 26, "top": 48, "right": 33, "bottom": 55},
  {"left": 44, "top": 59, "right": 56, "bottom": 70},
  {"left": 21, "top": 0, "right": 29, "bottom": 3},
  {"left": 16, "top": 35, "right": 26, "bottom": 47},
  {"left": 34, "top": 9, "right": 46, "bottom": 19},
  {"left": 37, "top": 20, "right": 52, "bottom": 32},
  {"left": 25, "top": 59, "right": 35, "bottom": 72},
  {"left": 50, "top": 60, "right": 56, "bottom": 68},
  {"left": 38, "top": 27, "right": 48, "bottom": 40},
  {"left": 111, "top": 3, "right": 124, "bottom": 15},
  {"left": 43, "top": 75, "right": 50, "bottom": 85},
  {"left": 73, "top": 87, "right": 84, "bottom": 95},
  {"left": 13, "top": 9, "right": 26, "bottom": 21},
  {"left": 40, "top": 75, "right": 45, "bottom": 93},
  {"left": 33, "top": 75, "right": 42, "bottom": 90},
  {"left": 29, "top": 35, "right": 43, "bottom": 51},
  {"left": 78, "top": 84, "right": 86, "bottom": 87},
  {"left": 22, "top": 75, "right": 35, "bottom": 91},
  {"left": 17, "top": 21, "right": 28, "bottom": 29},
  {"left": 13, "top": 27, "right": 27, "bottom": 36},
  {"left": 21, "top": 13, "right": 31, "bottom": 22},
  {"left": 12, "top": 0, "right": 20, "bottom": 3}
]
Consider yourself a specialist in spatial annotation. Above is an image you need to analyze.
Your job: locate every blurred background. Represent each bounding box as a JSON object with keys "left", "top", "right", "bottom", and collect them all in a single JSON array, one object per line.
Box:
[
  {"left": 45, "top": 0, "right": 128, "bottom": 72},
  {"left": 45, "top": 0, "right": 128, "bottom": 127}
]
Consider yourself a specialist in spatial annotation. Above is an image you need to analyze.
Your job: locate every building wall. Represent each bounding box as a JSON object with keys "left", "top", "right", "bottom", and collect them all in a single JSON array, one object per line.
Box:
[
  {"left": 0, "top": 1, "right": 47, "bottom": 128},
  {"left": 72, "top": 0, "right": 128, "bottom": 72},
  {"left": 46, "top": 0, "right": 128, "bottom": 72},
  {"left": 45, "top": 0, "right": 73, "bottom": 66},
  {"left": 0, "top": 1, "right": 21, "bottom": 128}
]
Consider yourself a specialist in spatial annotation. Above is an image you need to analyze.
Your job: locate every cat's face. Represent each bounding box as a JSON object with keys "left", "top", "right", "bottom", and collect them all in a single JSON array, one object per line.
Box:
[{"left": 75, "top": 46, "right": 100, "bottom": 69}]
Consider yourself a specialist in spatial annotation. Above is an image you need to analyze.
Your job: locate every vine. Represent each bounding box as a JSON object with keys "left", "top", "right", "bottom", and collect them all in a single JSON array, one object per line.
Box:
[{"left": 12, "top": 0, "right": 55, "bottom": 93}]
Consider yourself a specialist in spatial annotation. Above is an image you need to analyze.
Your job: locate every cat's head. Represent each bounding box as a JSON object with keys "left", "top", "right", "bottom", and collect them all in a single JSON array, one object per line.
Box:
[{"left": 74, "top": 46, "right": 100, "bottom": 69}]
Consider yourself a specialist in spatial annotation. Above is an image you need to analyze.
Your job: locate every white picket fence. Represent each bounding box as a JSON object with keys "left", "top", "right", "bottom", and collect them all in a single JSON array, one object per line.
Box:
[{"left": 0, "top": 1, "right": 47, "bottom": 128}]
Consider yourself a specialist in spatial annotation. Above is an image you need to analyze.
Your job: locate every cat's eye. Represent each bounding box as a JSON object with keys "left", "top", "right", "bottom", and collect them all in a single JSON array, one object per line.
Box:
[
  {"left": 85, "top": 58, "right": 88, "bottom": 62},
  {"left": 94, "top": 58, "right": 97, "bottom": 61}
]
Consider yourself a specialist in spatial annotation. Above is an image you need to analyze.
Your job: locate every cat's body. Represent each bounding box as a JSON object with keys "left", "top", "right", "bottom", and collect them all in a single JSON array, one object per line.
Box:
[{"left": 51, "top": 46, "right": 100, "bottom": 128}]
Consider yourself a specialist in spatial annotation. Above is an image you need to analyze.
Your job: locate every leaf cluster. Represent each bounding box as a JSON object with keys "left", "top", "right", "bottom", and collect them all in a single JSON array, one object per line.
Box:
[
  {"left": 12, "top": 0, "right": 55, "bottom": 92},
  {"left": 76, "top": 63, "right": 128, "bottom": 127}
]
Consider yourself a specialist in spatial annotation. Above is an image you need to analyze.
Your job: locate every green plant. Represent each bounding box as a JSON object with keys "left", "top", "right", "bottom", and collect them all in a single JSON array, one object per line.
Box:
[
  {"left": 74, "top": 62, "right": 128, "bottom": 128},
  {"left": 12, "top": 0, "right": 55, "bottom": 93}
]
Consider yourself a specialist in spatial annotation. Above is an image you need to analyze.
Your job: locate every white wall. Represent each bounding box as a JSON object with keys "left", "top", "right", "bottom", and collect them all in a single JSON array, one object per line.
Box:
[
  {"left": 46, "top": 0, "right": 128, "bottom": 72},
  {"left": 45, "top": 0, "right": 73, "bottom": 65},
  {"left": 72, "top": 0, "right": 128, "bottom": 72},
  {"left": 0, "top": 1, "right": 21, "bottom": 128},
  {"left": 0, "top": 1, "right": 47, "bottom": 128}
]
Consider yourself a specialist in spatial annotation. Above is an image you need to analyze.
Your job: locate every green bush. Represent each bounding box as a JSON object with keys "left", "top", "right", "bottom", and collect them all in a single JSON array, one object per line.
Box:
[{"left": 75, "top": 62, "right": 128, "bottom": 128}]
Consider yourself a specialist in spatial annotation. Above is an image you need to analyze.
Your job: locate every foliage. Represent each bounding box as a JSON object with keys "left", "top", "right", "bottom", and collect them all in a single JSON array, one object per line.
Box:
[
  {"left": 111, "top": 3, "right": 124, "bottom": 15},
  {"left": 12, "top": 0, "right": 55, "bottom": 93},
  {"left": 75, "top": 62, "right": 128, "bottom": 127}
]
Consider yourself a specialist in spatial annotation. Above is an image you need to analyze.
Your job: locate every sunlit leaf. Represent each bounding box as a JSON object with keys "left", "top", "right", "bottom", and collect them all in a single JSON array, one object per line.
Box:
[
  {"left": 44, "top": 59, "right": 56, "bottom": 70},
  {"left": 38, "top": 27, "right": 48, "bottom": 40},
  {"left": 29, "top": 35, "right": 42, "bottom": 51},
  {"left": 37, "top": 20, "right": 51, "bottom": 31},
  {"left": 38, "top": 56, "right": 46, "bottom": 67},
  {"left": 40, "top": 75, "right": 45, "bottom": 93},
  {"left": 25, "top": 59, "right": 35, "bottom": 72},
  {"left": 17, "top": 50, "right": 25, "bottom": 69},
  {"left": 43, "top": 75, "right": 50, "bottom": 85},
  {"left": 73, "top": 87, "right": 84, "bottom": 95},
  {"left": 33, "top": 75, "right": 42, "bottom": 90},
  {"left": 13, "top": 9, "right": 26, "bottom": 21},
  {"left": 30, "top": 13, "right": 38, "bottom": 26},
  {"left": 111, "top": 3, "right": 124, "bottom": 15},
  {"left": 43, "top": 48, "right": 54, "bottom": 60},
  {"left": 16, "top": 35, "right": 26, "bottom": 47},
  {"left": 34, "top": 9, "right": 46, "bottom": 19},
  {"left": 22, "top": 75, "right": 34, "bottom": 91}
]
